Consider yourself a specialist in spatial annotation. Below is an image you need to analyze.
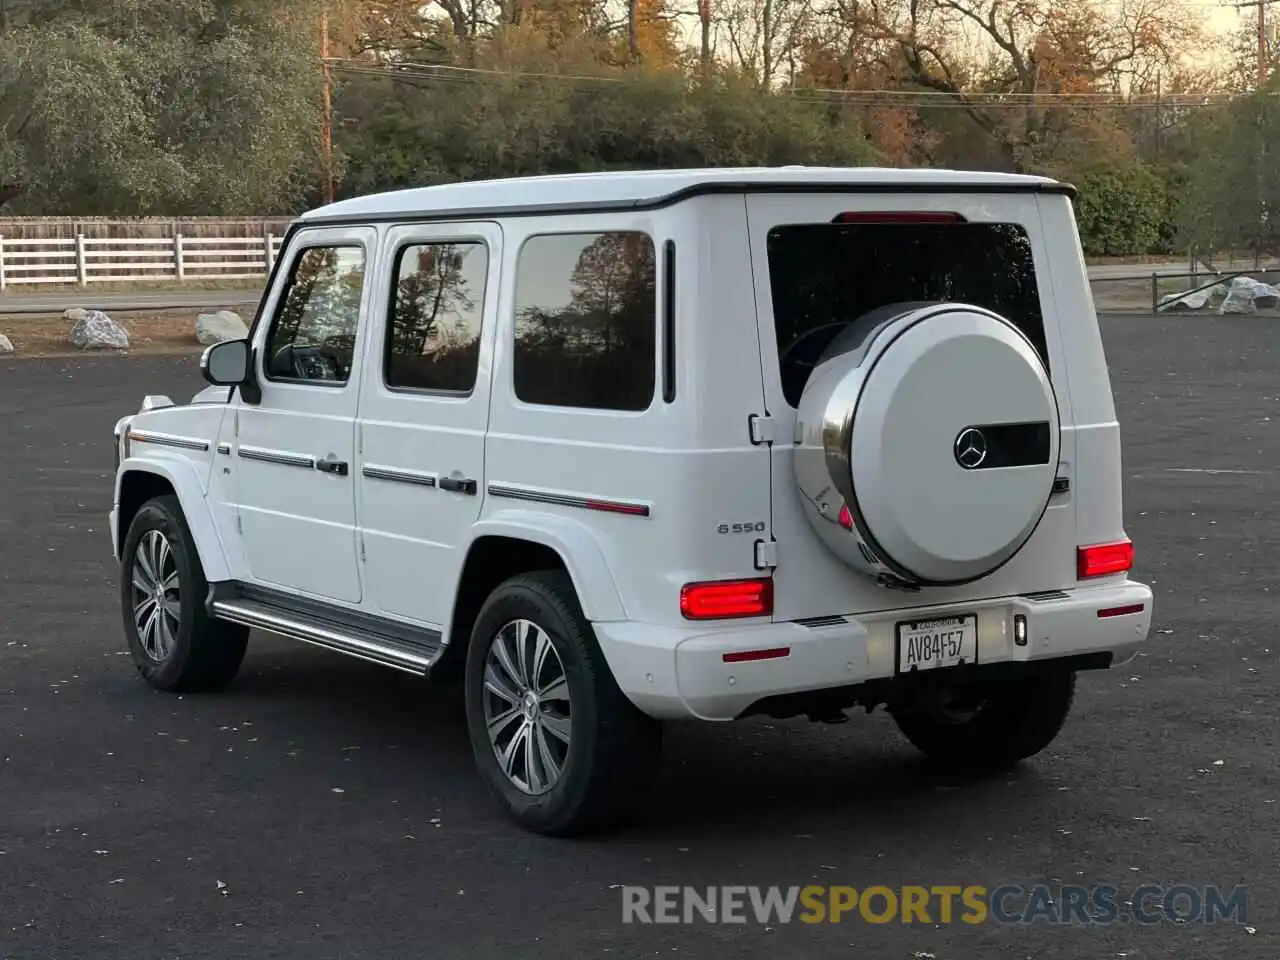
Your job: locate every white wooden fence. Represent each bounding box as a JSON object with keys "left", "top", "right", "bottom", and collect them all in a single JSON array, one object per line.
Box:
[{"left": 0, "top": 233, "right": 286, "bottom": 289}]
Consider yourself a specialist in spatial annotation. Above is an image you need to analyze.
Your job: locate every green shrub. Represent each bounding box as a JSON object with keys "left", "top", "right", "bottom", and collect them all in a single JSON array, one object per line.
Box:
[
  {"left": 335, "top": 68, "right": 882, "bottom": 199},
  {"left": 1073, "top": 164, "right": 1168, "bottom": 257}
]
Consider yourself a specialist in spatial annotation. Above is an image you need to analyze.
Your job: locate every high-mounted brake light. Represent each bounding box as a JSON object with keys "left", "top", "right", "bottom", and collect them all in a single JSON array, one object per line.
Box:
[
  {"left": 1077, "top": 541, "right": 1134, "bottom": 579},
  {"left": 680, "top": 578, "right": 773, "bottom": 620},
  {"left": 831, "top": 212, "right": 967, "bottom": 224}
]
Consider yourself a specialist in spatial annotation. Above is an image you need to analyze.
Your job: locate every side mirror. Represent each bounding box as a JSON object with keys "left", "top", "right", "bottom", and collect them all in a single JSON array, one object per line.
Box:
[{"left": 201, "top": 339, "right": 252, "bottom": 386}]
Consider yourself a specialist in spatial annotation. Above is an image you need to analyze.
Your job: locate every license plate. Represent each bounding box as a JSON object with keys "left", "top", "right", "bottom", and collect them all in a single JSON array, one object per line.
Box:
[{"left": 896, "top": 615, "right": 978, "bottom": 673}]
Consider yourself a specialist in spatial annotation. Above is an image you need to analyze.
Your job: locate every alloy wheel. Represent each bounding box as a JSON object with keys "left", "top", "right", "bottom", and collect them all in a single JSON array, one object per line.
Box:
[
  {"left": 131, "top": 529, "right": 180, "bottom": 662},
  {"left": 482, "top": 619, "right": 573, "bottom": 795}
]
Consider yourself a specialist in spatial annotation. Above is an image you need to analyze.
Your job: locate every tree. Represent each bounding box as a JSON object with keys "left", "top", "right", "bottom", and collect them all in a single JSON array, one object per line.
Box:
[
  {"left": 332, "top": 47, "right": 882, "bottom": 201},
  {"left": 718, "top": 0, "right": 814, "bottom": 86},
  {"left": 0, "top": 0, "right": 1234, "bottom": 250},
  {"left": 0, "top": 0, "right": 324, "bottom": 214},
  {"left": 870, "top": 0, "right": 1205, "bottom": 171},
  {"left": 1073, "top": 162, "right": 1168, "bottom": 255},
  {"left": 1177, "top": 83, "right": 1280, "bottom": 257}
]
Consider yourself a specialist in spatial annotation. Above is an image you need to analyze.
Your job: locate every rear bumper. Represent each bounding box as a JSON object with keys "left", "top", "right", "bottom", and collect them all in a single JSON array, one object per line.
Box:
[{"left": 592, "top": 579, "right": 1153, "bottom": 721}]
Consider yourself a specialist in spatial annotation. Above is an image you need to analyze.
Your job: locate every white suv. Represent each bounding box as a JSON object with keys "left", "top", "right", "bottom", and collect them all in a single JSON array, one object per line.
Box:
[{"left": 110, "top": 167, "right": 1153, "bottom": 835}]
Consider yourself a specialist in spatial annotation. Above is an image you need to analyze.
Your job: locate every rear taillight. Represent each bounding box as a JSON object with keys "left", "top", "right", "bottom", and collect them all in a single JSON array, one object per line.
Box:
[
  {"left": 1077, "top": 541, "right": 1134, "bottom": 579},
  {"left": 680, "top": 578, "right": 773, "bottom": 620},
  {"left": 832, "top": 211, "right": 966, "bottom": 224},
  {"left": 837, "top": 504, "right": 855, "bottom": 530}
]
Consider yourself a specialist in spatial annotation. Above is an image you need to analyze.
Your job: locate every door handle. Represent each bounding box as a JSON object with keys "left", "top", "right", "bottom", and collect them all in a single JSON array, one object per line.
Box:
[
  {"left": 316, "top": 456, "right": 349, "bottom": 476},
  {"left": 439, "top": 476, "right": 477, "bottom": 495}
]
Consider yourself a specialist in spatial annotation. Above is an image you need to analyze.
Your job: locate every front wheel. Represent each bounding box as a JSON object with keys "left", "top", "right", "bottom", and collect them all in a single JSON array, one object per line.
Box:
[
  {"left": 119, "top": 495, "right": 249, "bottom": 693},
  {"left": 890, "top": 668, "right": 1076, "bottom": 772},
  {"left": 464, "top": 570, "right": 662, "bottom": 836}
]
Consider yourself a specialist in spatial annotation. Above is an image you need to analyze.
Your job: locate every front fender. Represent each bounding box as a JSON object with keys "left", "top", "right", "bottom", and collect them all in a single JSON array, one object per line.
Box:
[
  {"left": 469, "top": 510, "right": 628, "bottom": 622},
  {"left": 114, "top": 455, "right": 231, "bottom": 583}
]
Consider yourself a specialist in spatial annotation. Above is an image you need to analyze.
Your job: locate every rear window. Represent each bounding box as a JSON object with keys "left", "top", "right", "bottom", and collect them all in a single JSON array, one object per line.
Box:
[{"left": 766, "top": 221, "right": 1048, "bottom": 407}]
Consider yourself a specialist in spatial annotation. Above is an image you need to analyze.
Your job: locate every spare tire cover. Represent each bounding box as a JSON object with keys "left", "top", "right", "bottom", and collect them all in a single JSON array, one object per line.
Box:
[{"left": 793, "top": 302, "right": 1059, "bottom": 586}]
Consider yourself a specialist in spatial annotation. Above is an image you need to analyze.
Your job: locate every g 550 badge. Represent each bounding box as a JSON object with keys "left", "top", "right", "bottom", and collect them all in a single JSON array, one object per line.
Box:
[{"left": 718, "top": 521, "right": 767, "bottom": 535}]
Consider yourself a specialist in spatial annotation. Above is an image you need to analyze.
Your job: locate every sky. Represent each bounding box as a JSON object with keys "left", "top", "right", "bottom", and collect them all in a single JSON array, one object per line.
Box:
[
  {"left": 659, "top": 0, "right": 1250, "bottom": 74},
  {"left": 1206, "top": 2, "right": 1253, "bottom": 43}
]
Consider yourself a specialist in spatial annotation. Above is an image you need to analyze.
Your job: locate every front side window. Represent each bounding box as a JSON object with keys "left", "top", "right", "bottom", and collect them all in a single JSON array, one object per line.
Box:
[
  {"left": 512, "top": 231, "right": 656, "bottom": 411},
  {"left": 385, "top": 241, "right": 489, "bottom": 393},
  {"left": 265, "top": 245, "right": 366, "bottom": 384},
  {"left": 767, "top": 221, "right": 1048, "bottom": 407}
]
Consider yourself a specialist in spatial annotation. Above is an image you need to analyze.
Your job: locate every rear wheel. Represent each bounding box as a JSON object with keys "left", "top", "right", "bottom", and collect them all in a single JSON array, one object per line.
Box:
[
  {"left": 464, "top": 570, "right": 662, "bottom": 836},
  {"left": 120, "top": 495, "right": 249, "bottom": 692},
  {"left": 890, "top": 668, "right": 1075, "bottom": 772}
]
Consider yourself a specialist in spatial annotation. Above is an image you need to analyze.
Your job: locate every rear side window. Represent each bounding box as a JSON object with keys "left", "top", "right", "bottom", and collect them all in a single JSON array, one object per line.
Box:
[
  {"left": 767, "top": 221, "right": 1048, "bottom": 407},
  {"left": 513, "top": 231, "right": 657, "bottom": 411}
]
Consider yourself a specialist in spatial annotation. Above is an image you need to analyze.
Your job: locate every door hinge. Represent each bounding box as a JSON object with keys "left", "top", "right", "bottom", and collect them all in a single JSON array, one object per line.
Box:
[
  {"left": 359, "top": 536, "right": 366, "bottom": 561},
  {"left": 235, "top": 513, "right": 243, "bottom": 534},
  {"left": 754, "top": 538, "right": 778, "bottom": 570},
  {"left": 749, "top": 414, "right": 775, "bottom": 445}
]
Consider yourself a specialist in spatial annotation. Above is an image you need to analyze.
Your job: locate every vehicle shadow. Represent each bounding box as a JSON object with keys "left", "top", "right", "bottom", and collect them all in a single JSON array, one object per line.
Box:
[
  {"left": 640, "top": 719, "right": 1049, "bottom": 837},
  {"left": 217, "top": 635, "right": 1065, "bottom": 844}
]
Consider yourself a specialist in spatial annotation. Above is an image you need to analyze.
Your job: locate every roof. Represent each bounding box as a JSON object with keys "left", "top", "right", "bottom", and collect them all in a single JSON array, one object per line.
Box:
[{"left": 297, "top": 166, "right": 1067, "bottom": 224}]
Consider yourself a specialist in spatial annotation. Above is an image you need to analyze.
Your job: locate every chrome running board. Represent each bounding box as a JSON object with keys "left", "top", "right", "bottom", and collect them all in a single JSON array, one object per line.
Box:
[{"left": 209, "top": 584, "right": 443, "bottom": 677}]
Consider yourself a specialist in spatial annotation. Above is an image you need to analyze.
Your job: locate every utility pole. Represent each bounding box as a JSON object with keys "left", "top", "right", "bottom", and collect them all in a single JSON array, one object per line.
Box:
[
  {"left": 699, "top": 0, "right": 711, "bottom": 76},
  {"left": 1261, "top": 0, "right": 1269, "bottom": 86},
  {"left": 1155, "top": 72, "right": 1162, "bottom": 159},
  {"left": 1230, "top": 0, "right": 1275, "bottom": 86},
  {"left": 320, "top": 6, "right": 335, "bottom": 206}
]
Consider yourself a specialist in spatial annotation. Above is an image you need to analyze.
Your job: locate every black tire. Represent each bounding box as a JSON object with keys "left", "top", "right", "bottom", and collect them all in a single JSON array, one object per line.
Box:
[
  {"left": 890, "top": 668, "right": 1076, "bottom": 772},
  {"left": 464, "top": 570, "right": 662, "bottom": 837},
  {"left": 119, "top": 494, "right": 249, "bottom": 693}
]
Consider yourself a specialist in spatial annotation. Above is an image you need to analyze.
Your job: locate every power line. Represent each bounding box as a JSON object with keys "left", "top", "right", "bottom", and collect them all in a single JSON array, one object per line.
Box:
[{"left": 324, "top": 57, "right": 1263, "bottom": 107}]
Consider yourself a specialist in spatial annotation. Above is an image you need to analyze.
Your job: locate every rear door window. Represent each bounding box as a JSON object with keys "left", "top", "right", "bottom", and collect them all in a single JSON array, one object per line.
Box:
[{"left": 766, "top": 220, "right": 1048, "bottom": 407}]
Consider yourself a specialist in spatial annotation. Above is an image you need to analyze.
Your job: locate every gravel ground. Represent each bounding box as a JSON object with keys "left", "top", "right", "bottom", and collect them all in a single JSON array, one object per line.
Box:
[{"left": 0, "top": 313, "right": 1276, "bottom": 959}]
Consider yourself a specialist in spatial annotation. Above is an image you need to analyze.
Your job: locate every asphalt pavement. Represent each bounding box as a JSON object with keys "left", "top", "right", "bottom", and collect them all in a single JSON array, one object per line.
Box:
[{"left": 1, "top": 315, "right": 1278, "bottom": 958}]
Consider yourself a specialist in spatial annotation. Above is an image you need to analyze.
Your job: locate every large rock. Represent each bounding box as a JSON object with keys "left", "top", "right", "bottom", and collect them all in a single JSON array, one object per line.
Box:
[
  {"left": 1160, "top": 289, "right": 1212, "bottom": 311},
  {"left": 1215, "top": 276, "right": 1280, "bottom": 315},
  {"left": 1220, "top": 293, "right": 1256, "bottom": 315},
  {"left": 69, "top": 310, "right": 130, "bottom": 350},
  {"left": 195, "top": 310, "right": 249, "bottom": 345},
  {"left": 0, "top": 335, "right": 12, "bottom": 354}
]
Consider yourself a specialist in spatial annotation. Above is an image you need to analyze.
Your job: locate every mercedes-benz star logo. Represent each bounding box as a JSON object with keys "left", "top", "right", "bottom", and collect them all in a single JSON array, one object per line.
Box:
[{"left": 954, "top": 427, "right": 988, "bottom": 469}]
